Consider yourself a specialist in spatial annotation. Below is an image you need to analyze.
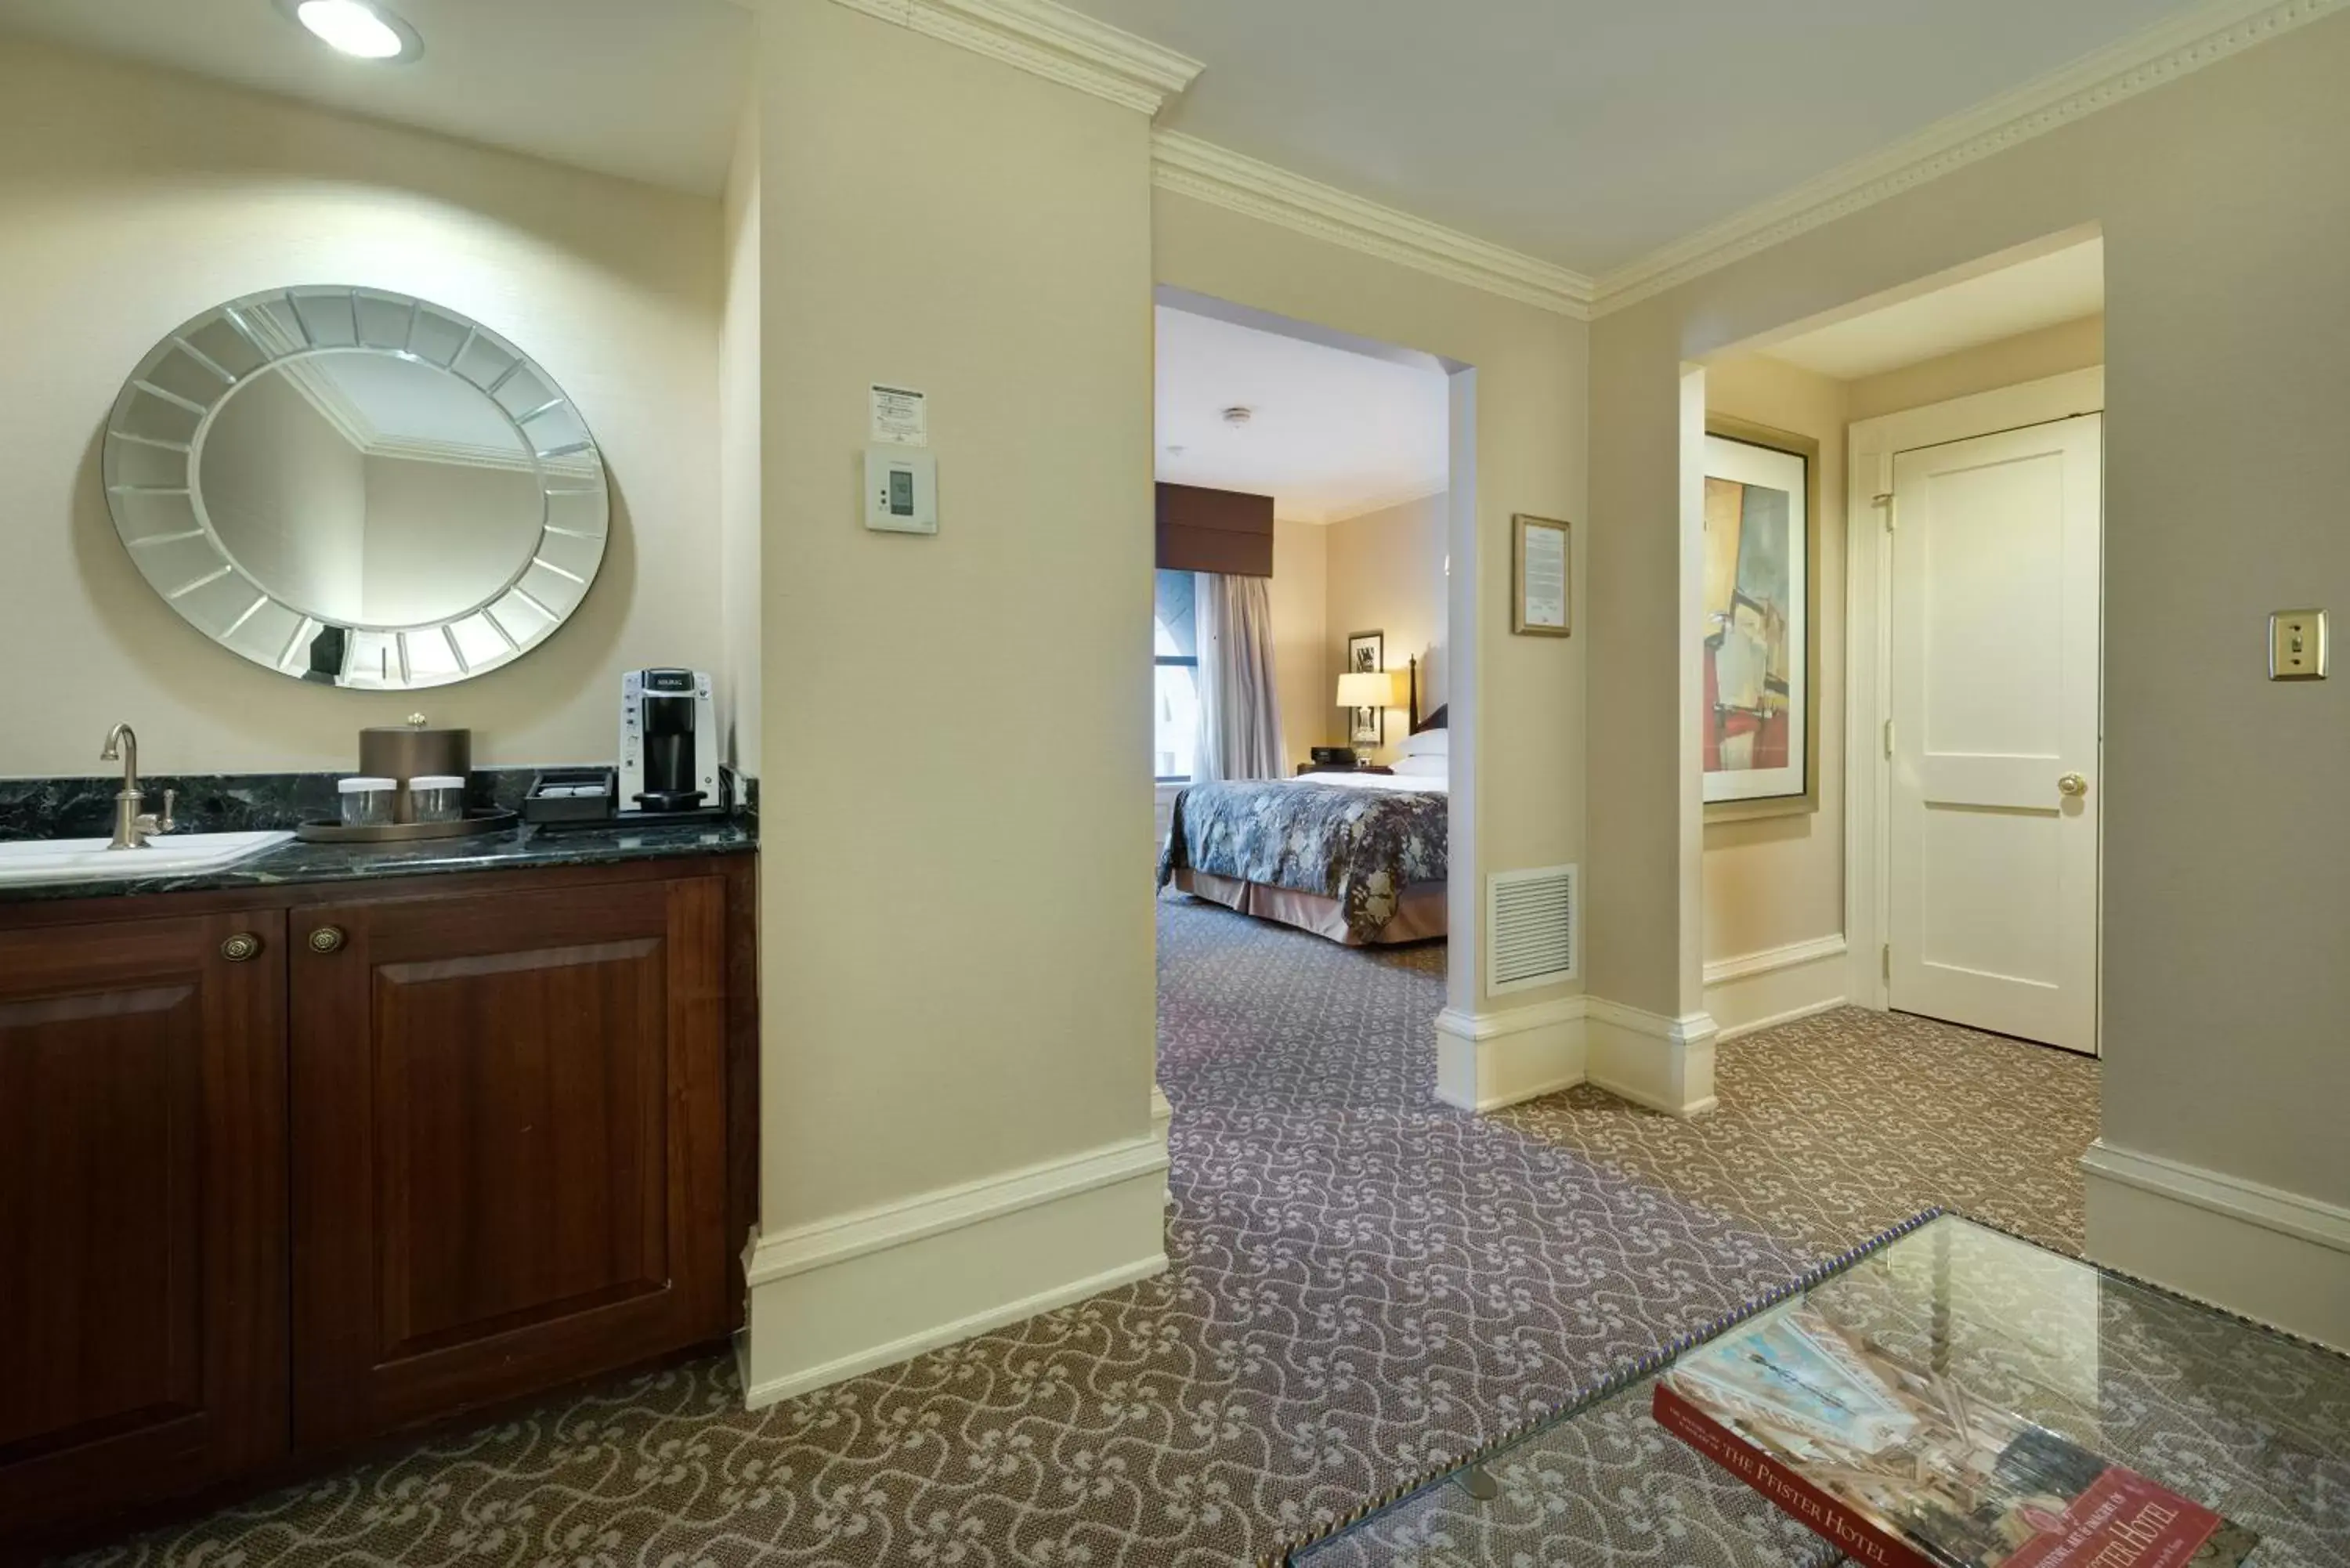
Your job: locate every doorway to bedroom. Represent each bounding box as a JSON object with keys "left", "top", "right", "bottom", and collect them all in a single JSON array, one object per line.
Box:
[{"left": 1151, "top": 291, "right": 1456, "bottom": 963}]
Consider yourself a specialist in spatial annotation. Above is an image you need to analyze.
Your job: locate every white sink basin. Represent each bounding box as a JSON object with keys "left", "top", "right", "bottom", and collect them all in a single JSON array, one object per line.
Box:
[{"left": 0, "top": 830, "right": 295, "bottom": 887}]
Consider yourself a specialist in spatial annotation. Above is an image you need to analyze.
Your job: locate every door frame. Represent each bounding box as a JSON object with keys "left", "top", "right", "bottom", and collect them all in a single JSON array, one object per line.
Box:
[{"left": 1842, "top": 367, "right": 2105, "bottom": 1033}]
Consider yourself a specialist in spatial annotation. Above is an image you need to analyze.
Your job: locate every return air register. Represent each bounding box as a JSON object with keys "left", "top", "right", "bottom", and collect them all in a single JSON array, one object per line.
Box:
[{"left": 1488, "top": 864, "right": 1578, "bottom": 994}]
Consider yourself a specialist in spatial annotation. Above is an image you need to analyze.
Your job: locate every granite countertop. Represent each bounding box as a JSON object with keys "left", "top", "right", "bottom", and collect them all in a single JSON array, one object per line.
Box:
[
  {"left": 0, "top": 818, "right": 755, "bottom": 905},
  {"left": 0, "top": 768, "right": 757, "bottom": 905}
]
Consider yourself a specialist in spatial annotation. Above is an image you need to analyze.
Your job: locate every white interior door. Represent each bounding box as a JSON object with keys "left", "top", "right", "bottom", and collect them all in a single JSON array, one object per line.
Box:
[{"left": 1888, "top": 414, "right": 2101, "bottom": 1054}]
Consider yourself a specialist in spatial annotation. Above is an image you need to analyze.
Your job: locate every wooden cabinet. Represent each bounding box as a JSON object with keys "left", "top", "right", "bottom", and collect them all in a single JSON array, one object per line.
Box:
[
  {"left": 0, "top": 910, "right": 288, "bottom": 1536},
  {"left": 288, "top": 875, "right": 729, "bottom": 1447},
  {"left": 0, "top": 857, "right": 751, "bottom": 1548}
]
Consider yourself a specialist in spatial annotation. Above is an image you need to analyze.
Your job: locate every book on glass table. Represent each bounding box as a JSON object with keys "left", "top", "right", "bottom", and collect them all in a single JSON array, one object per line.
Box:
[{"left": 1652, "top": 1299, "right": 2258, "bottom": 1568}]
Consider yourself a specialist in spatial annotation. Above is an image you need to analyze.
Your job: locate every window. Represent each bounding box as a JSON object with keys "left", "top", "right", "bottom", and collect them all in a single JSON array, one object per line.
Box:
[{"left": 1153, "top": 569, "right": 1199, "bottom": 782}]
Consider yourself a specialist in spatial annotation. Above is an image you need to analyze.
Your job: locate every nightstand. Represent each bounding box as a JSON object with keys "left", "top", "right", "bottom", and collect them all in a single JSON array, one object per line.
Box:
[{"left": 1297, "top": 762, "right": 1393, "bottom": 775}]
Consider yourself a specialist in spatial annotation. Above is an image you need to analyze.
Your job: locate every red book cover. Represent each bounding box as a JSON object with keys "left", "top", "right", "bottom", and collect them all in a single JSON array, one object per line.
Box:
[{"left": 1651, "top": 1301, "right": 2258, "bottom": 1568}]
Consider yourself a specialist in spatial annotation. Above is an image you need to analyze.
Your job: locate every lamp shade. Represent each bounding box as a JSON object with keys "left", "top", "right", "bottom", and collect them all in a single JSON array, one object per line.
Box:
[{"left": 1336, "top": 671, "right": 1395, "bottom": 708}]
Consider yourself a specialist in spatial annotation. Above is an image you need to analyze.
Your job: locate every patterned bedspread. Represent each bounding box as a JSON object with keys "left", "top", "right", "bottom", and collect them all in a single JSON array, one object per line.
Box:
[{"left": 1157, "top": 779, "right": 1447, "bottom": 941}]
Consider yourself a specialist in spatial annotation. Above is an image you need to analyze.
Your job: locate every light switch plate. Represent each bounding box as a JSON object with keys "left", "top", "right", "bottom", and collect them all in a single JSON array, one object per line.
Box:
[{"left": 2268, "top": 609, "right": 2327, "bottom": 681}]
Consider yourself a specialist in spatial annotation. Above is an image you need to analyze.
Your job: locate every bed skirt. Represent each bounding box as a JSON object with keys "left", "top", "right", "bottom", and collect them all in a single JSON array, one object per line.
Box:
[{"left": 1172, "top": 868, "right": 1447, "bottom": 945}]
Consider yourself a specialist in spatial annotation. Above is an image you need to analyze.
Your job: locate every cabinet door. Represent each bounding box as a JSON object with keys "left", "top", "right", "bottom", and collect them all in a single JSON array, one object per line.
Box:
[
  {"left": 289, "top": 874, "right": 728, "bottom": 1447},
  {"left": 0, "top": 910, "right": 288, "bottom": 1534}
]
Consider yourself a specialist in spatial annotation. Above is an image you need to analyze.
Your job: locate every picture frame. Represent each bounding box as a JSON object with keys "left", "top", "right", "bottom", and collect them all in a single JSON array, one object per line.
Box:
[
  {"left": 1346, "top": 630, "right": 1384, "bottom": 746},
  {"left": 1701, "top": 414, "right": 1820, "bottom": 821},
  {"left": 1512, "top": 514, "right": 1571, "bottom": 637}
]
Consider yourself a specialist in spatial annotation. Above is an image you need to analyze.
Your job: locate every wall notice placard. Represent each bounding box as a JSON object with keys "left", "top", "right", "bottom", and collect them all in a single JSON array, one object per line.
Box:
[
  {"left": 1513, "top": 515, "right": 1571, "bottom": 636},
  {"left": 870, "top": 384, "right": 928, "bottom": 446}
]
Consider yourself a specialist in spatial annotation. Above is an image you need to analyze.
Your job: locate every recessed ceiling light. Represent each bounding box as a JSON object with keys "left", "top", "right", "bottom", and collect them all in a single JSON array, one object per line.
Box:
[{"left": 278, "top": 0, "right": 422, "bottom": 63}]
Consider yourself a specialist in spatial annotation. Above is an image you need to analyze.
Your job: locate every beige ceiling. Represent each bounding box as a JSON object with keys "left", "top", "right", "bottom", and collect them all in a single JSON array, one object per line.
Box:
[
  {"left": 1763, "top": 237, "right": 2106, "bottom": 380},
  {"left": 0, "top": 0, "right": 752, "bottom": 195},
  {"left": 0, "top": 0, "right": 2242, "bottom": 283},
  {"left": 1155, "top": 305, "right": 1448, "bottom": 525},
  {"left": 1072, "top": 0, "right": 2207, "bottom": 274}
]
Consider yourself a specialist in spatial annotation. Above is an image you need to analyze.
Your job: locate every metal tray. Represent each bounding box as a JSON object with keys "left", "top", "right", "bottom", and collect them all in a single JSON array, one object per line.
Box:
[{"left": 294, "top": 809, "right": 520, "bottom": 845}]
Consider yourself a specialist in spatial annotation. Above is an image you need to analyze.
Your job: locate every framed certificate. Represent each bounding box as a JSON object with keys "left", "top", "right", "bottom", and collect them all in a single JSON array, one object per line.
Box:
[{"left": 1512, "top": 514, "right": 1571, "bottom": 636}]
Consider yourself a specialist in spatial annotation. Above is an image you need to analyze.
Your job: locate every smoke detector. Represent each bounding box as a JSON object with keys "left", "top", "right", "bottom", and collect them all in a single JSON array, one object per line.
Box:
[{"left": 1220, "top": 405, "right": 1253, "bottom": 427}]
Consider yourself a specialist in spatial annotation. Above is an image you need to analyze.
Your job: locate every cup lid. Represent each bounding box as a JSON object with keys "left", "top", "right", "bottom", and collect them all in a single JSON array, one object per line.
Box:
[
  {"left": 409, "top": 775, "right": 467, "bottom": 790},
  {"left": 338, "top": 776, "right": 397, "bottom": 793}
]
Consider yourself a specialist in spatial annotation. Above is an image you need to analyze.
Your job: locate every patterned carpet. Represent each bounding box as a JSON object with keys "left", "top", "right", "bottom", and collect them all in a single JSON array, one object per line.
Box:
[{"left": 78, "top": 894, "right": 2101, "bottom": 1567}]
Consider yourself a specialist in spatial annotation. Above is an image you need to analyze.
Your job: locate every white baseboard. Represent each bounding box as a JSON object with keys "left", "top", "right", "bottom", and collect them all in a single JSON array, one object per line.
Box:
[
  {"left": 1151, "top": 1081, "right": 1174, "bottom": 1205},
  {"left": 2081, "top": 1139, "right": 2350, "bottom": 1353},
  {"left": 1433, "top": 995, "right": 1719, "bottom": 1118},
  {"left": 1584, "top": 999, "right": 1719, "bottom": 1117},
  {"left": 1702, "top": 934, "right": 1848, "bottom": 1042},
  {"left": 739, "top": 1123, "right": 1171, "bottom": 1407},
  {"left": 1433, "top": 997, "right": 1585, "bottom": 1112}
]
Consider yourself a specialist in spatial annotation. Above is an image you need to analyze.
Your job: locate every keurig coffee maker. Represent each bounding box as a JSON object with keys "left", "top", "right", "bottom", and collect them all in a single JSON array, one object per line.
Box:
[{"left": 619, "top": 668, "right": 719, "bottom": 816}]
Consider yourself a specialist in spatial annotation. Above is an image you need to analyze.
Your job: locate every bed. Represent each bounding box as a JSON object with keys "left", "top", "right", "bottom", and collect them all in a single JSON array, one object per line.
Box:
[{"left": 1157, "top": 707, "right": 1448, "bottom": 945}]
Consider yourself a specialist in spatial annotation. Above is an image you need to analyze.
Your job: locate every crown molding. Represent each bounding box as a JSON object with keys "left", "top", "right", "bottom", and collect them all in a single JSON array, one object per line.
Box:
[
  {"left": 818, "top": 0, "right": 2331, "bottom": 320},
  {"left": 275, "top": 360, "right": 554, "bottom": 475},
  {"left": 825, "top": 0, "right": 1203, "bottom": 116},
  {"left": 1589, "top": 0, "right": 2347, "bottom": 314},
  {"left": 368, "top": 432, "right": 551, "bottom": 476},
  {"left": 1152, "top": 132, "right": 1596, "bottom": 320},
  {"left": 276, "top": 356, "right": 376, "bottom": 453}
]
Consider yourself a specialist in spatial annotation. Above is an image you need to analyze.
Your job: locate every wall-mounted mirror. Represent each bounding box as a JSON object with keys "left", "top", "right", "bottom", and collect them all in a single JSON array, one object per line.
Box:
[{"left": 103, "top": 287, "right": 608, "bottom": 689}]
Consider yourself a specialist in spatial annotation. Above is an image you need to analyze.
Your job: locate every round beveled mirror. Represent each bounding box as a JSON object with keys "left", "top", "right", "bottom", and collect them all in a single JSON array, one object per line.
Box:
[{"left": 103, "top": 287, "right": 608, "bottom": 689}]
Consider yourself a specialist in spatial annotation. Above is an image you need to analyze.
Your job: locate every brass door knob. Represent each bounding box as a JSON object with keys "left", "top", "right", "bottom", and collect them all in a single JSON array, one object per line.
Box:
[
  {"left": 220, "top": 932, "right": 263, "bottom": 963},
  {"left": 308, "top": 926, "right": 347, "bottom": 955},
  {"left": 2058, "top": 772, "right": 2089, "bottom": 797}
]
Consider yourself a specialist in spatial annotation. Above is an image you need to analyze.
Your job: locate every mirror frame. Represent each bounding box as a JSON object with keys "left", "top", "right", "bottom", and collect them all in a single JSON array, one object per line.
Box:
[{"left": 103, "top": 285, "right": 609, "bottom": 690}]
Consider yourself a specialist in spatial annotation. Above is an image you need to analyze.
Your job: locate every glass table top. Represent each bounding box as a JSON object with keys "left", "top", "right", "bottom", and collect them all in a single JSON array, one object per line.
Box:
[{"left": 1285, "top": 1214, "right": 2350, "bottom": 1567}]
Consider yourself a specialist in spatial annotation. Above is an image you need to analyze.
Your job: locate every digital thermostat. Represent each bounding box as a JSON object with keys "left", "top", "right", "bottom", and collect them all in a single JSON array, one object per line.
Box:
[{"left": 864, "top": 448, "right": 937, "bottom": 535}]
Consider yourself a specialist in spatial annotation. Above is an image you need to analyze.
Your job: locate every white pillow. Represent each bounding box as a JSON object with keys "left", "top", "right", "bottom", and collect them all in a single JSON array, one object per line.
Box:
[
  {"left": 1390, "top": 753, "right": 1448, "bottom": 778},
  {"left": 1395, "top": 728, "right": 1449, "bottom": 758}
]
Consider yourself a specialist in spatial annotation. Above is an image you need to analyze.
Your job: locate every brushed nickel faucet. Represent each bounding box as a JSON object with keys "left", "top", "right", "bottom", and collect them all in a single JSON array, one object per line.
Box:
[{"left": 98, "top": 723, "right": 175, "bottom": 851}]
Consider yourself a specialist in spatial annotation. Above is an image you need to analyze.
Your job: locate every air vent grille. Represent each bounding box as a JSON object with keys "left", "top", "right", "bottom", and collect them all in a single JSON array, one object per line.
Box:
[{"left": 1488, "top": 864, "right": 1578, "bottom": 994}]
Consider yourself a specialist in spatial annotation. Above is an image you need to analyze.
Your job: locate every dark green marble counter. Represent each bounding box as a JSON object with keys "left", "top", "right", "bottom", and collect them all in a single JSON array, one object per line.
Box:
[{"left": 0, "top": 818, "right": 754, "bottom": 905}]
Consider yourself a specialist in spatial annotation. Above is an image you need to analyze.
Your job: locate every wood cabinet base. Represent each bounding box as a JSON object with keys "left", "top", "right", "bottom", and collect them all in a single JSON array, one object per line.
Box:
[
  {"left": 0, "top": 855, "right": 755, "bottom": 1555},
  {"left": 0, "top": 910, "right": 289, "bottom": 1540}
]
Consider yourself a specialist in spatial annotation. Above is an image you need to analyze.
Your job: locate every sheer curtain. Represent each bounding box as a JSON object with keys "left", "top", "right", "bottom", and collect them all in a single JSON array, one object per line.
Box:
[{"left": 1191, "top": 572, "right": 1286, "bottom": 782}]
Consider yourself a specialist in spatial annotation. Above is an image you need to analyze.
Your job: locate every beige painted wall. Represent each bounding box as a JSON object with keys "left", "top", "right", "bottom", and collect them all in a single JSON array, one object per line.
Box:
[
  {"left": 1271, "top": 518, "right": 1329, "bottom": 767},
  {"left": 1846, "top": 313, "right": 2103, "bottom": 422},
  {"left": 755, "top": 0, "right": 1155, "bottom": 1228},
  {"left": 1588, "top": 16, "right": 2350, "bottom": 1226},
  {"left": 199, "top": 367, "right": 368, "bottom": 622},
  {"left": 0, "top": 37, "right": 721, "bottom": 776},
  {"left": 1156, "top": 193, "right": 1589, "bottom": 1017},
  {"left": 359, "top": 454, "right": 544, "bottom": 627},
  {"left": 1325, "top": 493, "right": 1448, "bottom": 764},
  {"left": 1700, "top": 356, "right": 1846, "bottom": 963},
  {"left": 720, "top": 102, "right": 762, "bottom": 776},
  {"left": 1587, "top": 323, "right": 1699, "bottom": 1017}
]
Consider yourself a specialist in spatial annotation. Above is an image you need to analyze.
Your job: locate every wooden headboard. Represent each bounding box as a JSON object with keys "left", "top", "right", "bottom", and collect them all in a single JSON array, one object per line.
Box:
[{"left": 1405, "top": 656, "right": 1446, "bottom": 734}]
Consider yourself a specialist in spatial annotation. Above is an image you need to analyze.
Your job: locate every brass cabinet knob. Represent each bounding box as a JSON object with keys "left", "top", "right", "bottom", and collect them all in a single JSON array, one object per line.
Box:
[
  {"left": 2058, "top": 772, "right": 2089, "bottom": 797},
  {"left": 308, "top": 926, "right": 347, "bottom": 955},
  {"left": 220, "top": 932, "right": 263, "bottom": 963}
]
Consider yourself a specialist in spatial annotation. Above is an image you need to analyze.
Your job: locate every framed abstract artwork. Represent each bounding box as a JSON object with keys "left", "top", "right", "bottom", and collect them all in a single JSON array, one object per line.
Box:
[
  {"left": 1347, "top": 630, "right": 1384, "bottom": 746},
  {"left": 1701, "top": 417, "right": 1819, "bottom": 820}
]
